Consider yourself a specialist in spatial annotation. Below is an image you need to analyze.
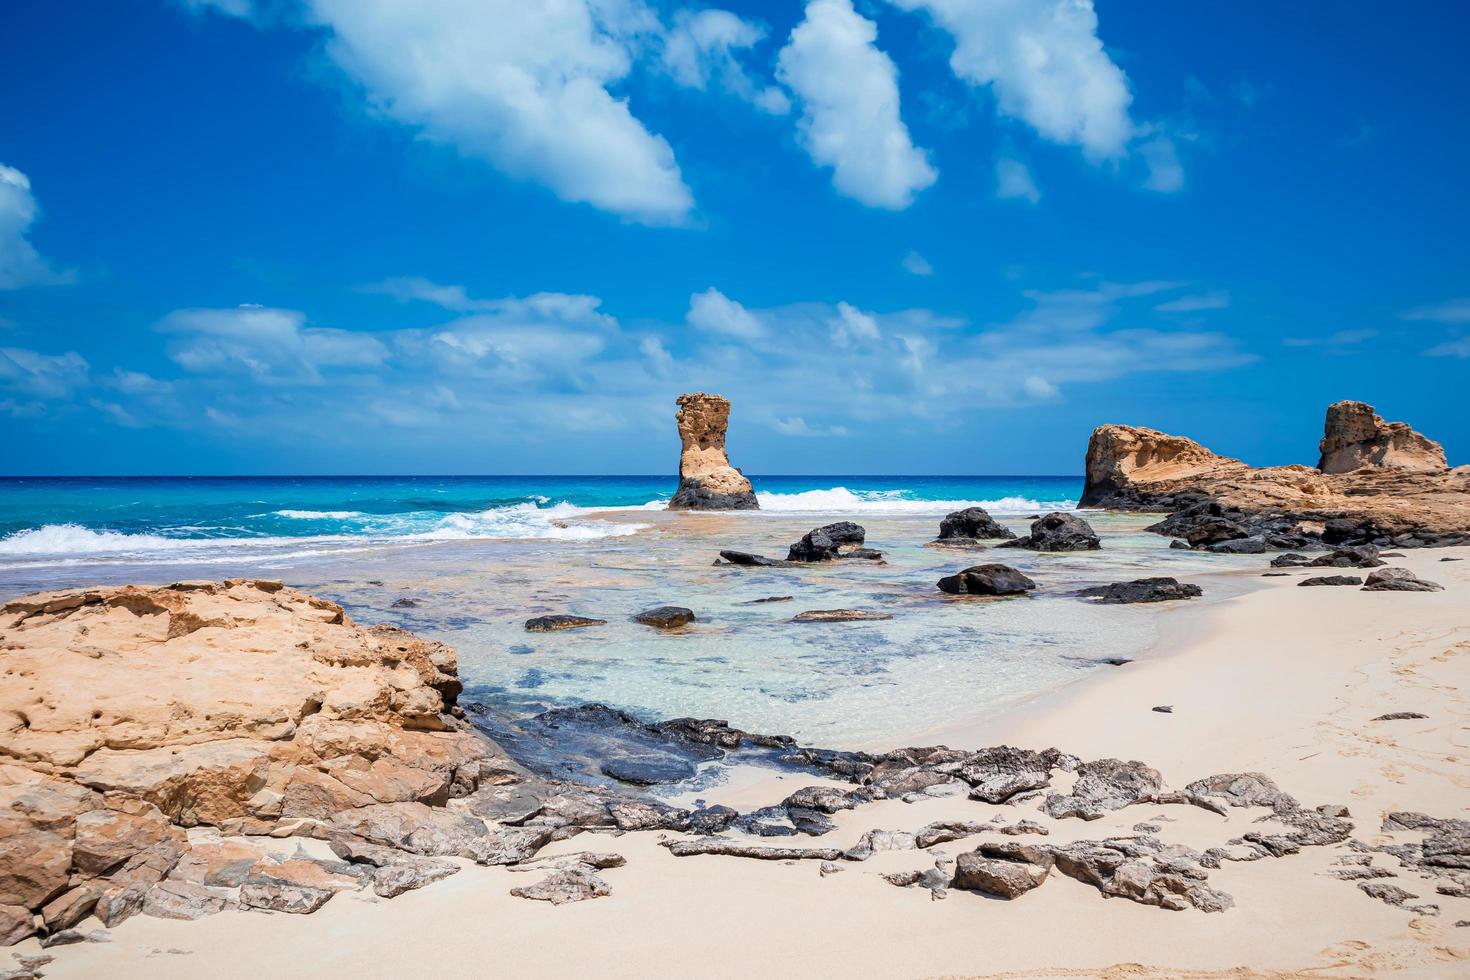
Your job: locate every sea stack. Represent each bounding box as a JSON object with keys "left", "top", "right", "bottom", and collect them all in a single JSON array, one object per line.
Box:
[
  {"left": 1079, "top": 424, "right": 1245, "bottom": 507},
  {"left": 668, "top": 392, "right": 758, "bottom": 510},
  {"left": 1317, "top": 400, "right": 1448, "bottom": 474}
]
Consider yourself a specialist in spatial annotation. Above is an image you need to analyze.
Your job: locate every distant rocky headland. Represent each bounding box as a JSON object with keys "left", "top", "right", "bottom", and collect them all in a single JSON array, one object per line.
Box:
[{"left": 1081, "top": 400, "right": 1468, "bottom": 550}]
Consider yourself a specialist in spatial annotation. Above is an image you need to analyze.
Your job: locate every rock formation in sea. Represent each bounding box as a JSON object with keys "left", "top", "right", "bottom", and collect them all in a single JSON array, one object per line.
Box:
[
  {"left": 1317, "top": 400, "right": 1448, "bottom": 474},
  {"left": 1079, "top": 400, "right": 1469, "bottom": 549},
  {"left": 668, "top": 392, "right": 758, "bottom": 510}
]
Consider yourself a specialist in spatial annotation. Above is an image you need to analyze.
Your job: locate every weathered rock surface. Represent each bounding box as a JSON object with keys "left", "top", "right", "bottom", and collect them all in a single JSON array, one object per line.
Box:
[
  {"left": 999, "top": 512, "right": 1101, "bottom": 552},
  {"left": 790, "top": 609, "right": 894, "bottom": 622},
  {"left": 936, "top": 507, "right": 1016, "bottom": 543},
  {"left": 0, "top": 580, "right": 527, "bottom": 944},
  {"left": 952, "top": 852, "right": 1050, "bottom": 898},
  {"left": 936, "top": 564, "right": 1037, "bottom": 596},
  {"left": 510, "top": 868, "right": 612, "bottom": 905},
  {"left": 1361, "top": 568, "right": 1445, "bottom": 592},
  {"left": 1318, "top": 400, "right": 1449, "bottom": 475},
  {"left": 787, "top": 522, "right": 867, "bottom": 562},
  {"left": 633, "top": 606, "right": 696, "bottom": 629},
  {"left": 525, "top": 615, "right": 606, "bottom": 632},
  {"left": 1299, "top": 575, "right": 1364, "bottom": 587},
  {"left": 1080, "top": 402, "right": 1468, "bottom": 549},
  {"left": 668, "top": 393, "right": 758, "bottom": 510},
  {"left": 1079, "top": 577, "right": 1202, "bottom": 603}
]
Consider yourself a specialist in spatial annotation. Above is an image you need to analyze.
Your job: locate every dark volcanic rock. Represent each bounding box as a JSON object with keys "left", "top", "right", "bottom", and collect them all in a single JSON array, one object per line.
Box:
[
  {"left": 999, "top": 512, "right": 1102, "bottom": 552},
  {"left": 1299, "top": 575, "right": 1363, "bottom": 587},
  {"left": 1271, "top": 553, "right": 1311, "bottom": 567},
  {"left": 937, "top": 507, "right": 1017, "bottom": 543},
  {"left": 633, "top": 606, "right": 696, "bottom": 629},
  {"left": 1308, "top": 545, "right": 1385, "bottom": 568},
  {"left": 390, "top": 598, "right": 419, "bottom": 609},
  {"left": 741, "top": 595, "right": 793, "bottom": 604},
  {"left": 687, "top": 805, "right": 738, "bottom": 834},
  {"left": 718, "top": 550, "right": 783, "bottom": 567},
  {"left": 790, "top": 609, "right": 893, "bottom": 622},
  {"left": 937, "top": 564, "right": 1037, "bottom": 596},
  {"left": 1079, "top": 577, "right": 1202, "bottom": 603},
  {"left": 787, "top": 522, "right": 866, "bottom": 562},
  {"left": 1184, "top": 517, "right": 1250, "bottom": 547},
  {"left": 1362, "top": 568, "right": 1445, "bottom": 592},
  {"left": 1207, "top": 535, "right": 1266, "bottom": 554},
  {"left": 525, "top": 615, "right": 606, "bottom": 632},
  {"left": 1372, "top": 712, "right": 1428, "bottom": 721}
]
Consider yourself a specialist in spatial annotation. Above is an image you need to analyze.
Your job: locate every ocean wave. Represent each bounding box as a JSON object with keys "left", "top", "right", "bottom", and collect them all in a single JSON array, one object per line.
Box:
[
  {"left": 750, "top": 487, "right": 1074, "bottom": 515},
  {"left": 273, "top": 509, "right": 365, "bottom": 520},
  {"left": 0, "top": 523, "right": 204, "bottom": 556}
]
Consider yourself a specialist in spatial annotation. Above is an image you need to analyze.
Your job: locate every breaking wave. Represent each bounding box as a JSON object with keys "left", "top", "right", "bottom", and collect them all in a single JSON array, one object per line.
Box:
[{"left": 750, "top": 487, "right": 1073, "bottom": 515}]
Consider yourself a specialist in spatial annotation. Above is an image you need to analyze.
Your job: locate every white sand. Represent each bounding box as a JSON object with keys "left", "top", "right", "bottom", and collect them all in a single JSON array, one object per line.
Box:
[{"left": 21, "top": 548, "right": 1470, "bottom": 979}]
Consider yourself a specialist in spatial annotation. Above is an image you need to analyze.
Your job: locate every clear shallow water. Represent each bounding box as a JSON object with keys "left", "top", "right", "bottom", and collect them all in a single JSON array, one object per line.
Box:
[{"left": 0, "top": 476, "right": 1261, "bottom": 747}]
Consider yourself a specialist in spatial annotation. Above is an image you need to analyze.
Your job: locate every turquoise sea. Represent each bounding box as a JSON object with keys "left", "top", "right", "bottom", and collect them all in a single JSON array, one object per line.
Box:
[{"left": 0, "top": 474, "right": 1258, "bottom": 747}]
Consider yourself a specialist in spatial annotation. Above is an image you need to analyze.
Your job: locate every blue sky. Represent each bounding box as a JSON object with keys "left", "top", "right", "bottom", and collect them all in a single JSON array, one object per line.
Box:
[{"left": 1, "top": 0, "right": 1467, "bottom": 475}]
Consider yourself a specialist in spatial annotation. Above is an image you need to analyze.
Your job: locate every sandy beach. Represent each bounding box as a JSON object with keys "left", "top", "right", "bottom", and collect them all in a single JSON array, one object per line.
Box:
[{"left": 18, "top": 543, "right": 1468, "bottom": 979}]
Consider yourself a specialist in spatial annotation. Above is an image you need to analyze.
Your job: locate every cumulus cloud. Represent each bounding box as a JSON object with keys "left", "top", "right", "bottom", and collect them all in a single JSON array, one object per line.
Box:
[
  {"left": 663, "top": 8, "right": 789, "bottom": 114},
  {"left": 995, "top": 156, "right": 1041, "bottom": 203},
  {"left": 777, "top": 0, "right": 937, "bottom": 209},
  {"left": 0, "top": 164, "right": 71, "bottom": 290},
  {"left": 228, "top": 0, "right": 697, "bottom": 225},
  {"left": 891, "top": 0, "right": 1133, "bottom": 160},
  {"left": 1140, "top": 135, "right": 1184, "bottom": 193},
  {"left": 772, "top": 416, "right": 849, "bottom": 437},
  {"left": 157, "top": 305, "right": 389, "bottom": 382},
  {"left": 829, "top": 301, "right": 881, "bottom": 347},
  {"left": 687, "top": 287, "right": 766, "bottom": 339}
]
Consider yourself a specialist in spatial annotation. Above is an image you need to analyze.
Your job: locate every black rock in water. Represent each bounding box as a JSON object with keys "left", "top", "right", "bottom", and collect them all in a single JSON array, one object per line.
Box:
[
  {"left": 718, "top": 550, "right": 783, "bottom": 567},
  {"left": 525, "top": 615, "right": 606, "bottom": 632},
  {"left": 1298, "top": 575, "right": 1363, "bottom": 587},
  {"left": 633, "top": 606, "right": 696, "bottom": 629},
  {"left": 998, "top": 512, "right": 1101, "bottom": 552},
  {"left": 1080, "top": 577, "right": 1202, "bottom": 603},
  {"left": 391, "top": 597, "right": 419, "bottom": 609},
  {"left": 937, "top": 507, "right": 1017, "bottom": 542},
  {"left": 787, "top": 522, "right": 866, "bottom": 562},
  {"left": 937, "top": 564, "right": 1037, "bottom": 596}
]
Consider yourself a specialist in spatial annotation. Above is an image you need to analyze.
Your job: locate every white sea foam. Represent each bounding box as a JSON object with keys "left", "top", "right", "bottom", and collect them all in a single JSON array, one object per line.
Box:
[
  {"left": 0, "top": 524, "right": 201, "bottom": 556},
  {"left": 273, "top": 509, "right": 366, "bottom": 520},
  {"left": 750, "top": 487, "right": 1073, "bottom": 515}
]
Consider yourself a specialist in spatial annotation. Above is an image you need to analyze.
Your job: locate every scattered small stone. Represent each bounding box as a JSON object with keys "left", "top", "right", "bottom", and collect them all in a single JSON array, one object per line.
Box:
[
  {"left": 1441, "top": 557, "right": 1463, "bottom": 562},
  {"left": 510, "top": 868, "right": 611, "bottom": 905},
  {"left": 818, "top": 861, "right": 843, "bottom": 877},
  {"left": 1261, "top": 572, "right": 1291, "bottom": 577},
  {"left": 999, "top": 820, "right": 1050, "bottom": 837},
  {"left": 1372, "top": 712, "right": 1428, "bottom": 721},
  {"left": 1133, "top": 823, "right": 1162, "bottom": 833},
  {"left": 741, "top": 596, "right": 793, "bottom": 604},
  {"left": 1153, "top": 705, "right": 1173, "bottom": 714}
]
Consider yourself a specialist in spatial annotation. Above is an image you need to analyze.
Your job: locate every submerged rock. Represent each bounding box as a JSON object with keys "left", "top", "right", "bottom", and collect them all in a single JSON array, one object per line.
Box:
[
  {"left": 999, "top": 512, "right": 1102, "bottom": 552},
  {"left": 790, "top": 609, "right": 894, "bottom": 622},
  {"left": 717, "top": 550, "right": 784, "bottom": 567},
  {"left": 1079, "top": 577, "right": 1202, "bottom": 603},
  {"left": 633, "top": 606, "right": 696, "bottom": 629},
  {"left": 937, "top": 564, "right": 1037, "bottom": 596},
  {"left": 525, "top": 615, "right": 606, "bottom": 632},
  {"left": 668, "top": 393, "right": 758, "bottom": 510}
]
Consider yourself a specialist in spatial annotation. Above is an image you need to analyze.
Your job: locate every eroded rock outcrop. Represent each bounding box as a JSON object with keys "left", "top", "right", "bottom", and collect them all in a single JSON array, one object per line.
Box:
[
  {"left": 0, "top": 580, "right": 528, "bottom": 945},
  {"left": 1318, "top": 400, "right": 1448, "bottom": 475},
  {"left": 668, "top": 393, "right": 758, "bottom": 510},
  {"left": 1079, "top": 402, "right": 1468, "bottom": 549}
]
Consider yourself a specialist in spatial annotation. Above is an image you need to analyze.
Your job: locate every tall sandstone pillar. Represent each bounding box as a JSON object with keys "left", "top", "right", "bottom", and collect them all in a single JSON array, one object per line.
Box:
[{"left": 668, "top": 393, "right": 758, "bottom": 510}]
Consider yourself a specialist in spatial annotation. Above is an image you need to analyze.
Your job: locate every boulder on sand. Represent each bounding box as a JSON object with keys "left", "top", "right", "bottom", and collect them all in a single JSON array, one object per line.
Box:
[
  {"left": 999, "top": 512, "right": 1101, "bottom": 552},
  {"left": 1079, "top": 578, "right": 1202, "bottom": 603},
  {"left": 937, "top": 564, "right": 1037, "bottom": 596},
  {"left": 936, "top": 507, "right": 1016, "bottom": 543},
  {"left": 668, "top": 393, "right": 758, "bottom": 510},
  {"left": 1361, "top": 568, "right": 1445, "bottom": 593}
]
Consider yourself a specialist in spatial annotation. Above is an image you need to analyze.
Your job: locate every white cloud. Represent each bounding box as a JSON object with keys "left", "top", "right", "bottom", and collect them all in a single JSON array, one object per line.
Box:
[
  {"left": 663, "top": 8, "right": 789, "bottom": 114},
  {"left": 891, "top": 0, "right": 1133, "bottom": 160},
  {"left": 995, "top": 156, "right": 1041, "bottom": 203},
  {"left": 901, "top": 251, "right": 933, "bottom": 276},
  {"left": 1022, "top": 375, "right": 1059, "bottom": 400},
  {"left": 0, "top": 164, "right": 70, "bottom": 290},
  {"left": 772, "top": 416, "right": 849, "bottom": 437},
  {"left": 639, "top": 336, "right": 675, "bottom": 375},
  {"left": 366, "top": 276, "right": 481, "bottom": 312},
  {"left": 1281, "top": 328, "right": 1376, "bottom": 349},
  {"left": 1155, "top": 291, "right": 1228, "bottom": 314},
  {"left": 295, "top": 0, "right": 693, "bottom": 224},
  {"left": 0, "top": 347, "right": 89, "bottom": 398},
  {"left": 687, "top": 287, "right": 766, "bottom": 339},
  {"left": 1425, "top": 337, "right": 1470, "bottom": 358},
  {"left": 777, "top": 0, "right": 937, "bottom": 209},
  {"left": 1401, "top": 298, "right": 1470, "bottom": 323},
  {"left": 177, "top": 0, "right": 255, "bottom": 16},
  {"left": 830, "top": 301, "right": 881, "bottom": 347},
  {"left": 157, "top": 305, "right": 389, "bottom": 382},
  {"left": 1140, "top": 135, "right": 1184, "bottom": 193}
]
